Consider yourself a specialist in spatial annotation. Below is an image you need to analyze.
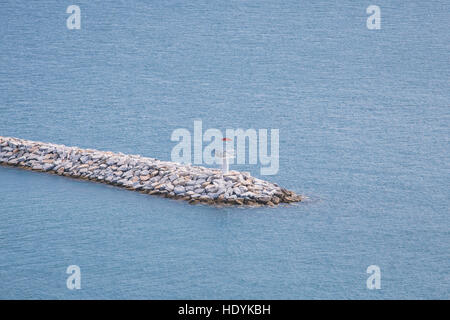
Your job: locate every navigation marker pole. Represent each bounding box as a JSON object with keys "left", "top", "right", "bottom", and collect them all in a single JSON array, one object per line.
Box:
[{"left": 217, "top": 137, "right": 234, "bottom": 175}]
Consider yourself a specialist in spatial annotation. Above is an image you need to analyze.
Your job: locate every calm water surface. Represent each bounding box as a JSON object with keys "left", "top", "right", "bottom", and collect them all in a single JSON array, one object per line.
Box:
[{"left": 0, "top": 0, "right": 449, "bottom": 299}]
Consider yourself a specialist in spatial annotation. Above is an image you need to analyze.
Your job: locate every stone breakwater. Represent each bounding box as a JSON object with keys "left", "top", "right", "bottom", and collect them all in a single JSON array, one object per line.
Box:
[{"left": 0, "top": 136, "right": 303, "bottom": 206}]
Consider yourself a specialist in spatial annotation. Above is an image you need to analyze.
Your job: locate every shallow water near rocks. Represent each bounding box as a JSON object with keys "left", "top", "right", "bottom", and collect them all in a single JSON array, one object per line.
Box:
[{"left": 0, "top": 1, "right": 449, "bottom": 299}]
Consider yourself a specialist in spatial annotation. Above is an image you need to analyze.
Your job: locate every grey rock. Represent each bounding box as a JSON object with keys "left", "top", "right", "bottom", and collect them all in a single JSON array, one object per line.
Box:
[
  {"left": 174, "top": 186, "right": 185, "bottom": 194},
  {"left": 216, "top": 187, "right": 226, "bottom": 195},
  {"left": 7, "top": 159, "right": 18, "bottom": 165},
  {"left": 32, "top": 164, "right": 43, "bottom": 170},
  {"left": 196, "top": 179, "right": 206, "bottom": 185},
  {"left": 165, "top": 183, "right": 174, "bottom": 192},
  {"left": 256, "top": 196, "right": 271, "bottom": 203},
  {"left": 123, "top": 171, "right": 133, "bottom": 178},
  {"left": 80, "top": 156, "right": 89, "bottom": 163},
  {"left": 205, "top": 185, "right": 218, "bottom": 193},
  {"left": 132, "top": 182, "right": 143, "bottom": 189},
  {"left": 239, "top": 186, "right": 248, "bottom": 193},
  {"left": 106, "top": 158, "right": 117, "bottom": 165}
]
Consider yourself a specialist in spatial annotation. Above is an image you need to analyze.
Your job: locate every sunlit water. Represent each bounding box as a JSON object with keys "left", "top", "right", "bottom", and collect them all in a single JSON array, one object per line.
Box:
[{"left": 0, "top": 0, "right": 448, "bottom": 299}]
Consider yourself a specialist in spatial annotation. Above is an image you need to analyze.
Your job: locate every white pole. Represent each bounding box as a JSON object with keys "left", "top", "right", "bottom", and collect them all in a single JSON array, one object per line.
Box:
[{"left": 222, "top": 154, "right": 229, "bottom": 174}]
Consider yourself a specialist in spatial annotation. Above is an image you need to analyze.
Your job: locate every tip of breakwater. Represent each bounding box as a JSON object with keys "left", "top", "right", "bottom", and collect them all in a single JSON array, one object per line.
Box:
[{"left": 0, "top": 136, "right": 304, "bottom": 207}]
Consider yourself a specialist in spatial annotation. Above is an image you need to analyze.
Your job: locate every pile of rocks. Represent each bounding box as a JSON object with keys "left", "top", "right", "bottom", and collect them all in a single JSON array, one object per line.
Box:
[{"left": 0, "top": 136, "right": 303, "bottom": 206}]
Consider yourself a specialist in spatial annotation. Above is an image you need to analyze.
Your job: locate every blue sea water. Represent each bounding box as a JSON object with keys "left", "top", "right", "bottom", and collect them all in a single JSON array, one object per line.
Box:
[{"left": 0, "top": 0, "right": 449, "bottom": 299}]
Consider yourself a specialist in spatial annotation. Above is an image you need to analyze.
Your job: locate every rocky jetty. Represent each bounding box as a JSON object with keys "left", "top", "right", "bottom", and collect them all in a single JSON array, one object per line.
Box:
[{"left": 0, "top": 136, "right": 303, "bottom": 206}]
